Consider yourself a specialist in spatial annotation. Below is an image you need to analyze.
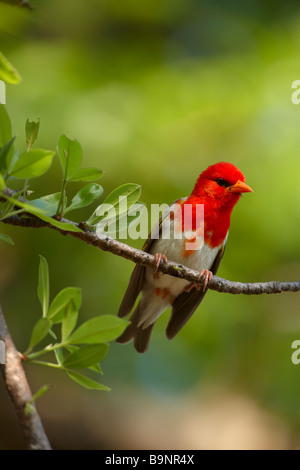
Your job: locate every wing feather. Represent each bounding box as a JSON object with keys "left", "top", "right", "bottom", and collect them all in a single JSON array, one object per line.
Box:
[{"left": 118, "top": 200, "right": 182, "bottom": 318}]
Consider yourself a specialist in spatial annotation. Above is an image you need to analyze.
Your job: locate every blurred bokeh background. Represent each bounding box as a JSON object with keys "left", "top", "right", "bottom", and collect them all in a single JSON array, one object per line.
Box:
[{"left": 1, "top": 0, "right": 300, "bottom": 450}]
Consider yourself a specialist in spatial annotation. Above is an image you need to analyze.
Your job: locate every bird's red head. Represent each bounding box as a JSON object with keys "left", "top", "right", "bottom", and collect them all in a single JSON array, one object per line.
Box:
[
  {"left": 184, "top": 162, "right": 253, "bottom": 248},
  {"left": 192, "top": 162, "right": 253, "bottom": 206}
]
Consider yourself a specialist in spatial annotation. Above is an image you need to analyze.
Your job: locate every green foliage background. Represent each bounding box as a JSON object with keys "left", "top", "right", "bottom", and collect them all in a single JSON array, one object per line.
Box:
[{"left": 1, "top": 0, "right": 300, "bottom": 449}]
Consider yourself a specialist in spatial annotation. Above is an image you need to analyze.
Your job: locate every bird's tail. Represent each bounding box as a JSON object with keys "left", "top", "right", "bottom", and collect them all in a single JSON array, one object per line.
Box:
[{"left": 116, "top": 303, "right": 155, "bottom": 353}]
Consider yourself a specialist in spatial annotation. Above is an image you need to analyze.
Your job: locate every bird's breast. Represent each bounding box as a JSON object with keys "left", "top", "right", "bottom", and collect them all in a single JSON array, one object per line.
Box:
[{"left": 146, "top": 236, "right": 223, "bottom": 297}]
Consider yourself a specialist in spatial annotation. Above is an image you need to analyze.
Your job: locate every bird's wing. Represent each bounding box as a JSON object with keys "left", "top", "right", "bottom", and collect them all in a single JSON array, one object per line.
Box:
[
  {"left": 118, "top": 200, "right": 182, "bottom": 318},
  {"left": 166, "top": 243, "right": 226, "bottom": 339},
  {"left": 142, "top": 199, "right": 183, "bottom": 252}
]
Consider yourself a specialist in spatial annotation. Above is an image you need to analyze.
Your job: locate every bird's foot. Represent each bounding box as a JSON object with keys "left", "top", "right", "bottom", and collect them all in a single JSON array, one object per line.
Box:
[
  {"left": 184, "top": 269, "right": 213, "bottom": 292},
  {"left": 153, "top": 253, "right": 167, "bottom": 279}
]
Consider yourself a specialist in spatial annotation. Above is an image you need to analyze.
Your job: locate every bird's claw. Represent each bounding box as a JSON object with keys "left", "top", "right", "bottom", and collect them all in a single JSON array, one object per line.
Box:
[
  {"left": 184, "top": 269, "right": 213, "bottom": 292},
  {"left": 154, "top": 253, "right": 167, "bottom": 279}
]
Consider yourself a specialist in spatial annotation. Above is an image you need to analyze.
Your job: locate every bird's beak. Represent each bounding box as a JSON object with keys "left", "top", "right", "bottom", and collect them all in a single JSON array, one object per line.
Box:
[{"left": 227, "top": 180, "right": 253, "bottom": 194}]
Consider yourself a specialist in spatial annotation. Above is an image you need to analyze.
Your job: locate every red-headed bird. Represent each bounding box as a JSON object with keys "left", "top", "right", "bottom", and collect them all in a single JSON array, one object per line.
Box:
[{"left": 117, "top": 162, "right": 253, "bottom": 352}]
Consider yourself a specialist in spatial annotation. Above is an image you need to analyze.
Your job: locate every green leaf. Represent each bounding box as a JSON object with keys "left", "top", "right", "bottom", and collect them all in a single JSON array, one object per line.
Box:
[
  {"left": 33, "top": 212, "right": 82, "bottom": 232},
  {"left": 9, "top": 148, "right": 55, "bottom": 179},
  {"left": 25, "top": 384, "right": 49, "bottom": 416},
  {"left": 0, "top": 136, "right": 15, "bottom": 172},
  {"left": 7, "top": 149, "right": 19, "bottom": 175},
  {"left": 0, "top": 104, "right": 12, "bottom": 148},
  {"left": 29, "top": 192, "right": 63, "bottom": 217},
  {"left": 32, "top": 384, "right": 49, "bottom": 400},
  {"left": 38, "top": 255, "right": 49, "bottom": 317},
  {"left": 89, "top": 362, "right": 103, "bottom": 374},
  {"left": 66, "top": 371, "right": 110, "bottom": 391},
  {"left": 24, "top": 403, "right": 35, "bottom": 416},
  {"left": 26, "top": 118, "right": 40, "bottom": 151},
  {"left": 48, "top": 329, "right": 57, "bottom": 340},
  {"left": 57, "top": 135, "right": 82, "bottom": 179},
  {"left": 30, "top": 384, "right": 49, "bottom": 403},
  {"left": 67, "top": 315, "right": 129, "bottom": 345},
  {"left": 87, "top": 183, "right": 142, "bottom": 226},
  {"left": 64, "top": 345, "right": 103, "bottom": 373},
  {"left": 62, "top": 344, "right": 109, "bottom": 369},
  {"left": 65, "top": 345, "right": 78, "bottom": 353},
  {"left": 103, "top": 183, "right": 142, "bottom": 210},
  {"left": 65, "top": 183, "right": 103, "bottom": 214},
  {"left": 61, "top": 300, "right": 78, "bottom": 342},
  {"left": 0, "top": 106, "right": 16, "bottom": 173},
  {"left": 67, "top": 168, "right": 104, "bottom": 182},
  {"left": 27, "top": 317, "right": 52, "bottom": 352},
  {"left": 48, "top": 287, "right": 81, "bottom": 323},
  {"left": 1, "top": 194, "right": 83, "bottom": 232},
  {"left": 0, "top": 51, "right": 21, "bottom": 84},
  {"left": 54, "top": 347, "right": 64, "bottom": 366},
  {"left": 0, "top": 173, "right": 5, "bottom": 190},
  {"left": 0, "top": 233, "right": 14, "bottom": 245}
]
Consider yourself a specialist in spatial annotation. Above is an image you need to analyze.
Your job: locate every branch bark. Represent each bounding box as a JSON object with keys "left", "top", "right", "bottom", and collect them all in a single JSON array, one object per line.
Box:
[
  {"left": 0, "top": 306, "right": 51, "bottom": 450},
  {"left": 1, "top": 212, "right": 299, "bottom": 295}
]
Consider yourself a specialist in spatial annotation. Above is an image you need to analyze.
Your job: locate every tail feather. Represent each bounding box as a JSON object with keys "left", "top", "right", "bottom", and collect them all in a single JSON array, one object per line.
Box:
[
  {"left": 134, "top": 323, "right": 155, "bottom": 353},
  {"left": 117, "top": 304, "right": 141, "bottom": 343},
  {"left": 116, "top": 303, "right": 154, "bottom": 353}
]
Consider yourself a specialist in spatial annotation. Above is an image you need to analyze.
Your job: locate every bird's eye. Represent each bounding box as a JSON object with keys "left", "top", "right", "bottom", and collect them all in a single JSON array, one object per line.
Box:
[{"left": 215, "top": 178, "right": 231, "bottom": 188}]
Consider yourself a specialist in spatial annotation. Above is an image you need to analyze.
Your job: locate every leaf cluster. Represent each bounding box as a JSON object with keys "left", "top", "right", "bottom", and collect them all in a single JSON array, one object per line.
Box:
[
  {"left": 0, "top": 104, "right": 142, "bottom": 242},
  {"left": 24, "top": 256, "right": 129, "bottom": 391}
]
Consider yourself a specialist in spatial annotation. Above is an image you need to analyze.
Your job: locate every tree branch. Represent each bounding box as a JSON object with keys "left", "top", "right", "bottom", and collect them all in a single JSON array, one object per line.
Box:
[
  {"left": 0, "top": 306, "right": 51, "bottom": 450},
  {"left": 1, "top": 212, "right": 299, "bottom": 295}
]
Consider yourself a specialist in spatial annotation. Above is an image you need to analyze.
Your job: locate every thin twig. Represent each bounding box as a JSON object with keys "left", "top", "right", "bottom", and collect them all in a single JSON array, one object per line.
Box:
[
  {"left": 0, "top": 306, "right": 51, "bottom": 450},
  {"left": 1, "top": 211, "right": 299, "bottom": 295}
]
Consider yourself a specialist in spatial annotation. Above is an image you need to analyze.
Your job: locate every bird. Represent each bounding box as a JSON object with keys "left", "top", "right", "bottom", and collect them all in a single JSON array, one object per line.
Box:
[{"left": 116, "top": 162, "right": 253, "bottom": 353}]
